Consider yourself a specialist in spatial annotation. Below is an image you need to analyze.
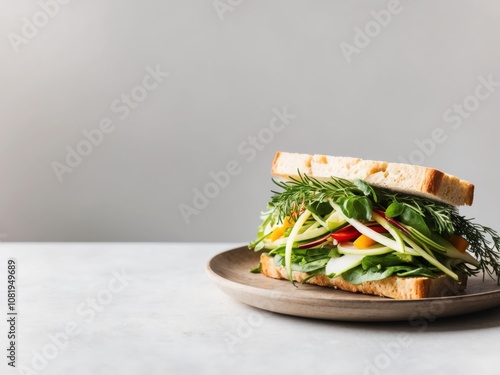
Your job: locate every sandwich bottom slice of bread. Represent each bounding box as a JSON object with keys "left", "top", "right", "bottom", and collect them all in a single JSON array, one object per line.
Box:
[{"left": 260, "top": 253, "right": 467, "bottom": 299}]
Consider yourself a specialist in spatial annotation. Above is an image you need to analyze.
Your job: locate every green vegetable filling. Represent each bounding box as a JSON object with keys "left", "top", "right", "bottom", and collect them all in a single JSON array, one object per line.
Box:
[{"left": 249, "top": 174, "right": 500, "bottom": 284}]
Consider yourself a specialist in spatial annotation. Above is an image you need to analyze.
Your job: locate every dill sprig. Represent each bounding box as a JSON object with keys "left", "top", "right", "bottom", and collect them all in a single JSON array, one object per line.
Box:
[
  {"left": 452, "top": 216, "right": 500, "bottom": 283},
  {"left": 269, "top": 173, "right": 500, "bottom": 280}
]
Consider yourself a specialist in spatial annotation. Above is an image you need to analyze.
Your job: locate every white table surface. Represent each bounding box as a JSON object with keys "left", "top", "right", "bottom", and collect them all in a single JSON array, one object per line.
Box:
[{"left": 1, "top": 242, "right": 500, "bottom": 375}]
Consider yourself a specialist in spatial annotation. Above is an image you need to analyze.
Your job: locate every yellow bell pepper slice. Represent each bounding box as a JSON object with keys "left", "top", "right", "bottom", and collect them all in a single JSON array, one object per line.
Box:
[{"left": 353, "top": 234, "right": 377, "bottom": 249}]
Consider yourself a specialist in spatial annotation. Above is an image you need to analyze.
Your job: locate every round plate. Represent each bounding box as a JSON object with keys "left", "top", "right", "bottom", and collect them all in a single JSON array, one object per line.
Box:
[{"left": 206, "top": 246, "right": 500, "bottom": 322}]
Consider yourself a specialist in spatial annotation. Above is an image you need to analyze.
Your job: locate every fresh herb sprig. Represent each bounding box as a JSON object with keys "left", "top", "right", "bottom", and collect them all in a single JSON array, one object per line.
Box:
[
  {"left": 452, "top": 216, "right": 500, "bottom": 283},
  {"left": 270, "top": 173, "right": 377, "bottom": 222},
  {"left": 269, "top": 173, "right": 500, "bottom": 281}
]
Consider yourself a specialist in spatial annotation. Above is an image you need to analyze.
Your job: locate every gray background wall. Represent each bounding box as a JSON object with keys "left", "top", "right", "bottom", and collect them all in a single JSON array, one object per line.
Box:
[{"left": 1, "top": 0, "right": 499, "bottom": 242}]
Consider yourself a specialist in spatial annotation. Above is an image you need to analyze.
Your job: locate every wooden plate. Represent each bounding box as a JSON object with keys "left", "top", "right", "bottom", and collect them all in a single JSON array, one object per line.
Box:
[{"left": 206, "top": 246, "right": 500, "bottom": 322}]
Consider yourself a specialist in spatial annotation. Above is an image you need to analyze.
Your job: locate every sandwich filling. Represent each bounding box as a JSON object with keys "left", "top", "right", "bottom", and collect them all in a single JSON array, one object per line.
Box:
[{"left": 249, "top": 174, "right": 500, "bottom": 285}]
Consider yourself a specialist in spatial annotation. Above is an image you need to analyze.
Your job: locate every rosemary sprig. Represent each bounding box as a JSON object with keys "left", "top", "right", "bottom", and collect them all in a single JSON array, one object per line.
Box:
[
  {"left": 268, "top": 173, "right": 500, "bottom": 280},
  {"left": 270, "top": 173, "right": 366, "bottom": 221}
]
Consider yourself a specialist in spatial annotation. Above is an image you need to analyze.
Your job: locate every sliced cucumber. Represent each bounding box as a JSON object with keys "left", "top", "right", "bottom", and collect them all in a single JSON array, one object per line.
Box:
[
  {"left": 326, "top": 211, "right": 347, "bottom": 230},
  {"left": 303, "top": 220, "right": 321, "bottom": 233},
  {"left": 444, "top": 246, "right": 480, "bottom": 266},
  {"left": 311, "top": 213, "right": 328, "bottom": 230},
  {"left": 371, "top": 212, "right": 406, "bottom": 253},
  {"left": 325, "top": 254, "right": 365, "bottom": 277},
  {"left": 338, "top": 242, "right": 394, "bottom": 256},
  {"left": 404, "top": 226, "right": 447, "bottom": 254},
  {"left": 285, "top": 209, "right": 312, "bottom": 281},
  {"left": 401, "top": 234, "right": 459, "bottom": 281},
  {"left": 270, "top": 227, "right": 329, "bottom": 247},
  {"left": 432, "top": 235, "right": 480, "bottom": 266}
]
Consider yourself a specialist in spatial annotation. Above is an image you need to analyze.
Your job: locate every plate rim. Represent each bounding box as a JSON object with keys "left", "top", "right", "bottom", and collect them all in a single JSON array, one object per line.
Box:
[{"left": 207, "top": 246, "right": 500, "bottom": 321}]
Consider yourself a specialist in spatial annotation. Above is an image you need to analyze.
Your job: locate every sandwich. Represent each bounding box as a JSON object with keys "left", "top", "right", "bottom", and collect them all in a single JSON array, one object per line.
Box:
[{"left": 249, "top": 151, "right": 500, "bottom": 299}]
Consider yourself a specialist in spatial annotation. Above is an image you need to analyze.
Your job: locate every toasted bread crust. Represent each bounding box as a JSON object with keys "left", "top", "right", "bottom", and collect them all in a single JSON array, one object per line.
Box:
[
  {"left": 260, "top": 253, "right": 466, "bottom": 299},
  {"left": 271, "top": 152, "right": 474, "bottom": 206}
]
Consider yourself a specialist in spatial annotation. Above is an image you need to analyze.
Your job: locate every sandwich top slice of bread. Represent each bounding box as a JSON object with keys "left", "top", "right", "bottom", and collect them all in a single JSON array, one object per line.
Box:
[{"left": 272, "top": 151, "right": 474, "bottom": 206}]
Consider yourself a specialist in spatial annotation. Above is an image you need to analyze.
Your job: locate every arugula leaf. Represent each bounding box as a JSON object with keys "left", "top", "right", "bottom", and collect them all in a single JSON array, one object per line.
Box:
[
  {"left": 361, "top": 253, "right": 411, "bottom": 270},
  {"left": 341, "top": 253, "right": 438, "bottom": 284},
  {"left": 328, "top": 247, "right": 341, "bottom": 258},
  {"left": 271, "top": 246, "right": 335, "bottom": 275},
  {"left": 342, "top": 266, "right": 393, "bottom": 284},
  {"left": 385, "top": 201, "right": 405, "bottom": 218},
  {"left": 292, "top": 258, "right": 330, "bottom": 273},
  {"left": 338, "top": 196, "right": 372, "bottom": 221},
  {"left": 306, "top": 201, "right": 332, "bottom": 217},
  {"left": 398, "top": 205, "right": 432, "bottom": 237},
  {"left": 249, "top": 263, "right": 262, "bottom": 273},
  {"left": 354, "top": 179, "right": 378, "bottom": 202}
]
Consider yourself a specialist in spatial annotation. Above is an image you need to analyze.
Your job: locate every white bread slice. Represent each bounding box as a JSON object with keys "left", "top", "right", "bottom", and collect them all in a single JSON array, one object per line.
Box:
[
  {"left": 272, "top": 152, "right": 474, "bottom": 206},
  {"left": 260, "top": 253, "right": 467, "bottom": 299}
]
